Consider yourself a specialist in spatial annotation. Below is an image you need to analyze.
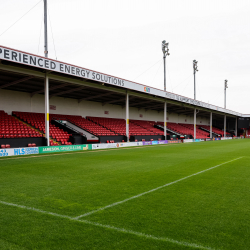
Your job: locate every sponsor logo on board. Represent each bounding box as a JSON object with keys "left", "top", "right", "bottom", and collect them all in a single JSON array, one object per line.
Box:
[
  {"left": 0, "top": 149, "right": 8, "bottom": 157},
  {"left": 14, "top": 148, "right": 39, "bottom": 155}
]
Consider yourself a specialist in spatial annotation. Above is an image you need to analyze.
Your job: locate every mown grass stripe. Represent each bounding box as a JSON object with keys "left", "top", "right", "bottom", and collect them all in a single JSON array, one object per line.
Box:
[
  {"left": 75, "top": 157, "right": 243, "bottom": 219},
  {"left": 0, "top": 200, "right": 215, "bottom": 250}
]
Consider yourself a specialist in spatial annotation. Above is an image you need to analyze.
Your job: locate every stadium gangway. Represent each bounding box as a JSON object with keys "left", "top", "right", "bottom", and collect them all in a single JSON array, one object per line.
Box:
[
  {"left": 53, "top": 120, "right": 87, "bottom": 139},
  {"left": 199, "top": 126, "right": 220, "bottom": 137},
  {"left": 155, "top": 125, "right": 182, "bottom": 136}
]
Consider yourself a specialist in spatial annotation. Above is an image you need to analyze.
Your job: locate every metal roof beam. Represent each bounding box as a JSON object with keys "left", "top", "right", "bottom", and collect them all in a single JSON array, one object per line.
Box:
[
  {"left": 102, "top": 96, "right": 136, "bottom": 106},
  {"left": 0, "top": 76, "right": 34, "bottom": 89},
  {"left": 102, "top": 98, "right": 125, "bottom": 106},
  {"left": 129, "top": 99, "right": 155, "bottom": 107},
  {"left": 78, "top": 92, "right": 111, "bottom": 103},
  {"left": 50, "top": 86, "right": 85, "bottom": 98},
  {"left": 31, "top": 82, "right": 69, "bottom": 97},
  {"left": 148, "top": 103, "right": 165, "bottom": 109}
]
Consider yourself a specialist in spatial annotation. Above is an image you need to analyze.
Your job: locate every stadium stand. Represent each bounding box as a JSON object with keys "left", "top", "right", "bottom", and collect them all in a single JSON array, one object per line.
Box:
[
  {"left": 66, "top": 116, "right": 116, "bottom": 136},
  {"left": 157, "top": 121, "right": 209, "bottom": 139},
  {"left": 198, "top": 125, "right": 230, "bottom": 136},
  {"left": 87, "top": 117, "right": 163, "bottom": 136},
  {"left": 13, "top": 111, "right": 72, "bottom": 145},
  {"left": 0, "top": 110, "right": 42, "bottom": 140},
  {"left": 130, "top": 120, "right": 165, "bottom": 135},
  {"left": 0, "top": 108, "right": 236, "bottom": 148},
  {"left": 180, "top": 123, "right": 210, "bottom": 138}
]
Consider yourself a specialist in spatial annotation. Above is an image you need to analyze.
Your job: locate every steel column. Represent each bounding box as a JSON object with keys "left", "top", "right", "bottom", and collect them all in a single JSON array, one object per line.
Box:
[
  {"left": 224, "top": 115, "right": 226, "bottom": 138},
  {"left": 235, "top": 118, "right": 237, "bottom": 137},
  {"left": 210, "top": 112, "right": 212, "bottom": 138},
  {"left": 164, "top": 102, "right": 167, "bottom": 140},
  {"left": 45, "top": 73, "right": 49, "bottom": 146},
  {"left": 44, "top": 0, "right": 49, "bottom": 146},
  {"left": 126, "top": 92, "right": 129, "bottom": 142},
  {"left": 194, "top": 108, "right": 196, "bottom": 140}
]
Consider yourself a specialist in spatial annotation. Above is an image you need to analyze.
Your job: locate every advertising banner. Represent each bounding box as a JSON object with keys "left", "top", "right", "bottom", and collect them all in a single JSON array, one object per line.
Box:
[
  {"left": 221, "top": 137, "right": 233, "bottom": 140},
  {"left": 0, "top": 148, "right": 10, "bottom": 157},
  {"left": 39, "top": 144, "right": 90, "bottom": 154},
  {"left": 183, "top": 139, "right": 194, "bottom": 143},
  {"left": 92, "top": 143, "right": 117, "bottom": 150},
  {"left": 214, "top": 138, "right": 221, "bottom": 141},
  {"left": 206, "top": 138, "right": 212, "bottom": 141},
  {"left": 142, "top": 141, "right": 152, "bottom": 145},
  {"left": 118, "top": 142, "right": 143, "bottom": 147},
  {"left": 168, "top": 140, "right": 182, "bottom": 144},
  {"left": 158, "top": 140, "right": 169, "bottom": 144},
  {"left": 194, "top": 139, "right": 201, "bottom": 142},
  {"left": 152, "top": 141, "right": 159, "bottom": 145},
  {"left": 142, "top": 140, "right": 170, "bottom": 146},
  {"left": 0, "top": 147, "right": 39, "bottom": 157}
]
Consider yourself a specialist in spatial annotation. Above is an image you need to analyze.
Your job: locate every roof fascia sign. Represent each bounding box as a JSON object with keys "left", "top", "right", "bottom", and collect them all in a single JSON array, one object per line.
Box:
[{"left": 0, "top": 46, "right": 241, "bottom": 117}]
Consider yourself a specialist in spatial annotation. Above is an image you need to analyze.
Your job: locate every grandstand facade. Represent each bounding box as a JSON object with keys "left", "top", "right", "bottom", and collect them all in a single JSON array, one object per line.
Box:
[{"left": 0, "top": 45, "right": 249, "bottom": 148}]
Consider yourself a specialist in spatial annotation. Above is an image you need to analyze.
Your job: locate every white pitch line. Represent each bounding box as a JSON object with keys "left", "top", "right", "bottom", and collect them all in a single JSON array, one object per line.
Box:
[
  {"left": 0, "top": 200, "right": 72, "bottom": 220},
  {"left": 75, "top": 157, "right": 243, "bottom": 219},
  {"left": 80, "top": 219, "right": 215, "bottom": 250},
  {"left": 0, "top": 200, "right": 215, "bottom": 250}
]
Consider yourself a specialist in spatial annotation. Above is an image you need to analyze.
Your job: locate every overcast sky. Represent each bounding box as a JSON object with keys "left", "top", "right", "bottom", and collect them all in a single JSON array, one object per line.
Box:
[{"left": 1, "top": 0, "right": 250, "bottom": 114}]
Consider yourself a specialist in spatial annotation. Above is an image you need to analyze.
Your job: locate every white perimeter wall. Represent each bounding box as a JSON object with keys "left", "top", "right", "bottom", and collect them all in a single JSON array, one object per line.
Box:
[{"left": 0, "top": 89, "right": 210, "bottom": 125}]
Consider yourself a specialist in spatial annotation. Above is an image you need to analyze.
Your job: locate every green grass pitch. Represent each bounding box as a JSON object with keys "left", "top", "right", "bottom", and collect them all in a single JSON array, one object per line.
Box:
[{"left": 0, "top": 139, "right": 250, "bottom": 250}]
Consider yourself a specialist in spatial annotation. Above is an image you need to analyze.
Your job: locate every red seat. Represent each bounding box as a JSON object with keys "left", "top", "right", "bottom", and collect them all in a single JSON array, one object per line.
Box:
[
  {"left": 5, "top": 144, "right": 10, "bottom": 148},
  {"left": 1, "top": 144, "right": 6, "bottom": 148}
]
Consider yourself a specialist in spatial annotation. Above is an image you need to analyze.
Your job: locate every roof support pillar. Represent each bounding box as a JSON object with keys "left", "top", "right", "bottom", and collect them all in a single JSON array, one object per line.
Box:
[
  {"left": 164, "top": 102, "right": 167, "bottom": 140},
  {"left": 45, "top": 73, "right": 50, "bottom": 146},
  {"left": 44, "top": 0, "right": 49, "bottom": 146},
  {"left": 126, "top": 92, "right": 129, "bottom": 142},
  {"left": 210, "top": 112, "right": 213, "bottom": 138},
  {"left": 224, "top": 115, "right": 226, "bottom": 138},
  {"left": 194, "top": 108, "right": 196, "bottom": 140},
  {"left": 235, "top": 117, "right": 238, "bottom": 137}
]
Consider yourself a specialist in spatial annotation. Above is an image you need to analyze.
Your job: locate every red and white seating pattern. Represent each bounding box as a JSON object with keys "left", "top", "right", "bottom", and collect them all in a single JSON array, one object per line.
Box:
[
  {"left": 0, "top": 110, "right": 42, "bottom": 139},
  {"left": 199, "top": 125, "right": 230, "bottom": 136},
  {"left": 67, "top": 116, "right": 116, "bottom": 136},
  {"left": 130, "top": 120, "right": 166, "bottom": 135},
  {"left": 13, "top": 111, "right": 72, "bottom": 145},
  {"left": 157, "top": 122, "right": 209, "bottom": 139},
  {"left": 87, "top": 117, "right": 162, "bottom": 136}
]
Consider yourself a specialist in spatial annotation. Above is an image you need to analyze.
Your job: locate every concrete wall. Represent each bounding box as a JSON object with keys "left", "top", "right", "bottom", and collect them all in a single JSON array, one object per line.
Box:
[{"left": 0, "top": 89, "right": 210, "bottom": 125}]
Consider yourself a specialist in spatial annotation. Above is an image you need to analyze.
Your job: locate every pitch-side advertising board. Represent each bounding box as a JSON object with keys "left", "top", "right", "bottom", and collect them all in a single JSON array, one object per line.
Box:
[
  {"left": 39, "top": 144, "right": 90, "bottom": 154},
  {"left": 221, "top": 137, "right": 233, "bottom": 140},
  {"left": 0, "top": 147, "right": 38, "bottom": 157},
  {"left": 183, "top": 139, "right": 194, "bottom": 143}
]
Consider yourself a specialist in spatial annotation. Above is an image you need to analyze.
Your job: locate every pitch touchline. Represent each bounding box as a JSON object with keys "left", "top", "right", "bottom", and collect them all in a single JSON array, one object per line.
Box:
[
  {"left": 0, "top": 200, "right": 215, "bottom": 250},
  {"left": 75, "top": 157, "right": 243, "bottom": 219}
]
